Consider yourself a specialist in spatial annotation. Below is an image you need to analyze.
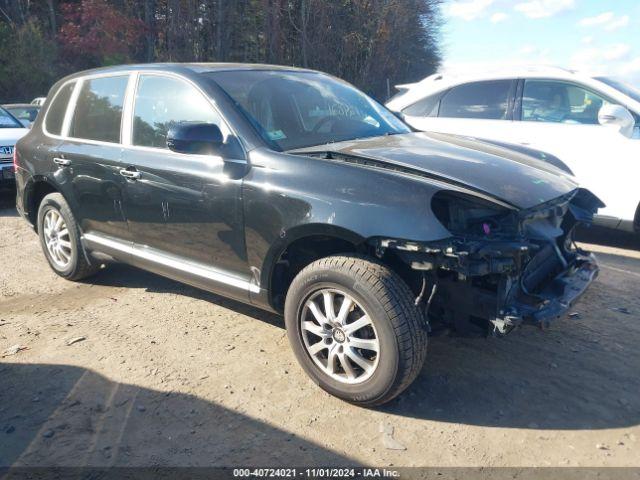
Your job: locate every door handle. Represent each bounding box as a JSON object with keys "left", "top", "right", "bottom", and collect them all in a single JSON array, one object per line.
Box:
[
  {"left": 53, "top": 157, "right": 71, "bottom": 167},
  {"left": 119, "top": 169, "right": 141, "bottom": 180}
]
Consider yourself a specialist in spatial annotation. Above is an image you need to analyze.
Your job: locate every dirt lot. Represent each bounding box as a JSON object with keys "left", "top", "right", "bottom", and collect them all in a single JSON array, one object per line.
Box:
[{"left": 1, "top": 188, "right": 639, "bottom": 468}]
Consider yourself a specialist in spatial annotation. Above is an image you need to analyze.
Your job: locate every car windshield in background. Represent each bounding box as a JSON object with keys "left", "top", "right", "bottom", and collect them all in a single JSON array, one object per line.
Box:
[
  {"left": 596, "top": 77, "right": 640, "bottom": 104},
  {"left": 205, "top": 70, "right": 410, "bottom": 150},
  {"left": 0, "top": 108, "right": 22, "bottom": 128},
  {"left": 5, "top": 106, "right": 39, "bottom": 124}
]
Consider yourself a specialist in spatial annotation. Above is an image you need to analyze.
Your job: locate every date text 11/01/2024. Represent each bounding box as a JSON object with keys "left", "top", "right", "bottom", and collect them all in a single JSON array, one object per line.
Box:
[{"left": 232, "top": 468, "right": 400, "bottom": 478}]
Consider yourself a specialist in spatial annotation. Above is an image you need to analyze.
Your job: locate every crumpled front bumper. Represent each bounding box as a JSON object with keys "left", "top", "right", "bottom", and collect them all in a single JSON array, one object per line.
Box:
[{"left": 491, "top": 252, "right": 599, "bottom": 334}]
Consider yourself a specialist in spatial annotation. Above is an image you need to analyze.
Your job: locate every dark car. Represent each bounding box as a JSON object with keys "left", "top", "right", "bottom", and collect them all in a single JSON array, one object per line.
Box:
[
  {"left": 14, "top": 64, "right": 602, "bottom": 406},
  {"left": 2, "top": 103, "right": 41, "bottom": 128}
]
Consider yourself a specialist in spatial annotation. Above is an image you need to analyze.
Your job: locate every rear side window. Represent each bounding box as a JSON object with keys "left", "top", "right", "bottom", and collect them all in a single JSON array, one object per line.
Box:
[
  {"left": 132, "top": 75, "right": 222, "bottom": 149},
  {"left": 439, "top": 80, "right": 513, "bottom": 120},
  {"left": 403, "top": 93, "right": 441, "bottom": 117},
  {"left": 45, "top": 82, "right": 75, "bottom": 135},
  {"left": 69, "top": 76, "right": 129, "bottom": 143}
]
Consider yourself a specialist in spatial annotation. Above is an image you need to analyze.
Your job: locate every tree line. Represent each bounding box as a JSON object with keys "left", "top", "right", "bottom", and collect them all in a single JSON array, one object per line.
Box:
[{"left": 0, "top": 0, "right": 441, "bottom": 103}]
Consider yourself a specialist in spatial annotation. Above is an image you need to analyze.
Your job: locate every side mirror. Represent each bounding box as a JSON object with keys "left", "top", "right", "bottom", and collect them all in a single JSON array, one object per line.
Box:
[
  {"left": 598, "top": 104, "right": 635, "bottom": 138},
  {"left": 167, "top": 123, "right": 224, "bottom": 155}
]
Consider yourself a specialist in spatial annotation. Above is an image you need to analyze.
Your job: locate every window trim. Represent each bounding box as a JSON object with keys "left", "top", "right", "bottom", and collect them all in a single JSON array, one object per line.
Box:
[
  {"left": 516, "top": 78, "right": 617, "bottom": 124},
  {"left": 43, "top": 71, "right": 132, "bottom": 146},
  {"left": 41, "top": 79, "right": 76, "bottom": 138},
  {"left": 42, "top": 70, "right": 245, "bottom": 160},
  {"left": 435, "top": 79, "right": 518, "bottom": 121},
  {"left": 401, "top": 90, "right": 446, "bottom": 118}
]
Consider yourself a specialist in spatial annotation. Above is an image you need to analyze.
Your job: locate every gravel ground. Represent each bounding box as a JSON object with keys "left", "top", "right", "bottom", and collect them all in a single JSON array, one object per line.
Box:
[{"left": 1, "top": 189, "right": 639, "bottom": 468}]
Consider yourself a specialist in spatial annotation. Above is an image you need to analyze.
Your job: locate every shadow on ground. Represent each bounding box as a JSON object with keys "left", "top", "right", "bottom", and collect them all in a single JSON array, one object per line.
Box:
[
  {"left": 0, "top": 189, "right": 18, "bottom": 217},
  {"left": 85, "top": 260, "right": 640, "bottom": 432},
  {"left": 87, "top": 264, "right": 283, "bottom": 330},
  {"left": 0, "top": 363, "right": 351, "bottom": 467}
]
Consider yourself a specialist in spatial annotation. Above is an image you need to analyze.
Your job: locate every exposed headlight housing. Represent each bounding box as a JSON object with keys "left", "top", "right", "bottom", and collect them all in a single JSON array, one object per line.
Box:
[{"left": 431, "top": 191, "right": 517, "bottom": 237}]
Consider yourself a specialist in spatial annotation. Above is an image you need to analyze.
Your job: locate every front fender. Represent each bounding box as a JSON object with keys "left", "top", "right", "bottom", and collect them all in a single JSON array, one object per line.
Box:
[{"left": 243, "top": 148, "right": 457, "bottom": 294}]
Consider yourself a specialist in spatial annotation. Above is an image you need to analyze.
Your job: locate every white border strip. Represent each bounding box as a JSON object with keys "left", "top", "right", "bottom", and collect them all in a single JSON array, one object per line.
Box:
[{"left": 84, "top": 232, "right": 260, "bottom": 293}]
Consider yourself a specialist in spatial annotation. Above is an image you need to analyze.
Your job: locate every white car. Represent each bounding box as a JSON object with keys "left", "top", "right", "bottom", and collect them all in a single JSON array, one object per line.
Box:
[
  {"left": 0, "top": 107, "right": 28, "bottom": 186},
  {"left": 30, "top": 97, "right": 46, "bottom": 107},
  {"left": 387, "top": 66, "right": 640, "bottom": 232}
]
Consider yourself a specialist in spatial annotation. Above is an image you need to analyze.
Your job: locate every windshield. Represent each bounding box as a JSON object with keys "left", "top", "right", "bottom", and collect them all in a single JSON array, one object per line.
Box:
[
  {"left": 595, "top": 76, "right": 640, "bottom": 104},
  {"left": 0, "top": 107, "right": 22, "bottom": 129},
  {"left": 204, "top": 70, "right": 410, "bottom": 150},
  {"left": 6, "top": 106, "right": 39, "bottom": 123}
]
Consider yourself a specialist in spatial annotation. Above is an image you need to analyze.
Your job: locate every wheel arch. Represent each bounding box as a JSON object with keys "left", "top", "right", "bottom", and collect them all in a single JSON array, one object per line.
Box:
[
  {"left": 23, "top": 177, "right": 62, "bottom": 230},
  {"left": 261, "top": 224, "right": 424, "bottom": 312},
  {"left": 262, "top": 224, "right": 368, "bottom": 311}
]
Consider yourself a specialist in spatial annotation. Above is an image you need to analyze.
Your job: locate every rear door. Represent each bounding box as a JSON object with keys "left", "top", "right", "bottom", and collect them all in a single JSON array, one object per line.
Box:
[
  {"left": 402, "top": 80, "right": 518, "bottom": 140},
  {"left": 54, "top": 74, "right": 132, "bottom": 244},
  {"left": 120, "top": 73, "right": 251, "bottom": 301}
]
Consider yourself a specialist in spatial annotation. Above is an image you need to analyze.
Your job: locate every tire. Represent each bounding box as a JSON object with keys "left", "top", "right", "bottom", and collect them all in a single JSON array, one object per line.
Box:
[
  {"left": 284, "top": 254, "right": 428, "bottom": 406},
  {"left": 37, "top": 192, "right": 100, "bottom": 281}
]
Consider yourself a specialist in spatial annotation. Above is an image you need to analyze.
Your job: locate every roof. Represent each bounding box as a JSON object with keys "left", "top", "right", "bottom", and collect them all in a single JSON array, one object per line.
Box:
[
  {"left": 58, "top": 62, "right": 320, "bottom": 82},
  {"left": 415, "top": 65, "right": 581, "bottom": 89},
  {"left": 2, "top": 103, "right": 40, "bottom": 108},
  {"left": 386, "top": 64, "right": 640, "bottom": 113}
]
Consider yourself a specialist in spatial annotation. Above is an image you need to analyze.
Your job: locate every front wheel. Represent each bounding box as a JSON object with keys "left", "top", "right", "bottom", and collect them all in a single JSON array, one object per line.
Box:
[{"left": 284, "top": 255, "right": 428, "bottom": 406}]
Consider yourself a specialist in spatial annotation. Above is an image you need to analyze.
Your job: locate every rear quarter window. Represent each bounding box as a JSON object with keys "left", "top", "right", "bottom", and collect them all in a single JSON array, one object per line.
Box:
[
  {"left": 45, "top": 82, "right": 75, "bottom": 136},
  {"left": 69, "top": 75, "right": 129, "bottom": 143},
  {"left": 439, "top": 80, "right": 514, "bottom": 120},
  {"left": 402, "top": 93, "right": 442, "bottom": 117}
]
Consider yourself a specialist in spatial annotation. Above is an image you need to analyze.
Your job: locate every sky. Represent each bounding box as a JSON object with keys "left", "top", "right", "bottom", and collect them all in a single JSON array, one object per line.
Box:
[{"left": 441, "top": 0, "right": 640, "bottom": 84}]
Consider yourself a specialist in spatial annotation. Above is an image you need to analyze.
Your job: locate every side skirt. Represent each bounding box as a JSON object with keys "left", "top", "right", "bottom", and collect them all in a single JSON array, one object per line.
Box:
[{"left": 82, "top": 232, "right": 259, "bottom": 304}]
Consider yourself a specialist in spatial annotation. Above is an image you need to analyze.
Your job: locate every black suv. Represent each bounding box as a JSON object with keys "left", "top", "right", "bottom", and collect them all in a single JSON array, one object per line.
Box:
[{"left": 15, "top": 64, "right": 602, "bottom": 406}]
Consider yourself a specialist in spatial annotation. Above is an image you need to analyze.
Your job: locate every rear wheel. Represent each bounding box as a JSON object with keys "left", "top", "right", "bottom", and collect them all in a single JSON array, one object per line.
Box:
[
  {"left": 285, "top": 255, "right": 428, "bottom": 406},
  {"left": 37, "top": 193, "right": 100, "bottom": 281}
]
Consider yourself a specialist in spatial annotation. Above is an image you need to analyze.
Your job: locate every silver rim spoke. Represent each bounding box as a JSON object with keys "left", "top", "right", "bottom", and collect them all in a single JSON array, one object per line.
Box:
[
  {"left": 345, "top": 347, "right": 375, "bottom": 373},
  {"left": 349, "top": 337, "right": 379, "bottom": 352},
  {"left": 338, "top": 351, "right": 357, "bottom": 380},
  {"left": 323, "top": 291, "right": 336, "bottom": 321},
  {"left": 344, "top": 315, "right": 371, "bottom": 335},
  {"left": 308, "top": 300, "right": 327, "bottom": 324},
  {"left": 302, "top": 321, "right": 325, "bottom": 337},
  {"left": 327, "top": 345, "right": 339, "bottom": 373},
  {"left": 43, "top": 209, "right": 73, "bottom": 269},
  {"left": 336, "top": 296, "right": 353, "bottom": 325},
  {"left": 300, "top": 288, "right": 380, "bottom": 384},
  {"left": 308, "top": 340, "right": 327, "bottom": 355}
]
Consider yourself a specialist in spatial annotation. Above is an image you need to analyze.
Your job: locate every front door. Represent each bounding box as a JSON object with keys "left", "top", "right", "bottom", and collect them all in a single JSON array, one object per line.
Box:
[{"left": 120, "top": 73, "right": 252, "bottom": 300}]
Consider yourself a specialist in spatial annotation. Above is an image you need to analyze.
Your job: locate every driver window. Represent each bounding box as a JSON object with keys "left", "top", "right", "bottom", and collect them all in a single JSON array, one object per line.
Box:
[
  {"left": 132, "top": 75, "right": 226, "bottom": 149},
  {"left": 522, "top": 80, "right": 610, "bottom": 125}
]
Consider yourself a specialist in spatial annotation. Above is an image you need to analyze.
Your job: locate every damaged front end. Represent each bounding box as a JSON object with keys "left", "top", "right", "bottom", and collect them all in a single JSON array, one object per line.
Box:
[{"left": 375, "top": 188, "right": 604, "bottom": 336}]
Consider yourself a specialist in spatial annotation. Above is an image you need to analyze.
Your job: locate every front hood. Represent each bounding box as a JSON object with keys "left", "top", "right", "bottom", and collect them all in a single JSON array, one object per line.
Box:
[
  {"left": 0, "top": 128, "right": 28, "bottom": 145},
  {"left": 290, "top": 132, "right": 579, "bottom": 209}
]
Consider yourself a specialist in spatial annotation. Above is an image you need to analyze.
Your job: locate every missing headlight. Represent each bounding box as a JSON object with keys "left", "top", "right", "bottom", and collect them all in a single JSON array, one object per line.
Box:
[{"left": 431, "top": 191, "right": 517, "bottom": 237}]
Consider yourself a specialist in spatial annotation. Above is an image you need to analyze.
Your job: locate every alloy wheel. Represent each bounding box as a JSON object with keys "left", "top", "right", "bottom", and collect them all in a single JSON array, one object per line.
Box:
[
  {"left": 43, "top": 209, "right": 73, "bottom": 269},
  {"left": 300, "top": 288, "right": 380, "bottom": 384}
]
